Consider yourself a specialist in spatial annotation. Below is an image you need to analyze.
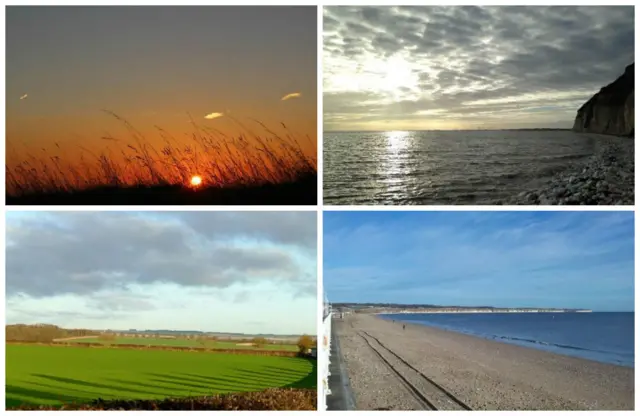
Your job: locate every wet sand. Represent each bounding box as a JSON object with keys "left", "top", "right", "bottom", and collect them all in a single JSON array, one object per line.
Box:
[{"left": 334, "top": 314, "right": 633, "bottom": 410}]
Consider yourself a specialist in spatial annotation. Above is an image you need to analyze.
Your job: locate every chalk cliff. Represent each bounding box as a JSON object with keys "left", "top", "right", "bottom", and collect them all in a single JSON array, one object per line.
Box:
[{"left": 573, "top": 63, "right": 634, "bottom": 137}]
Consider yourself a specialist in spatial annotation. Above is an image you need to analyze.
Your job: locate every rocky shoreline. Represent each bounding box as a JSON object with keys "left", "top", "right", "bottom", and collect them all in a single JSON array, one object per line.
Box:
[{"left": 506, "top": 134, "right": 634, "bottom": 205}]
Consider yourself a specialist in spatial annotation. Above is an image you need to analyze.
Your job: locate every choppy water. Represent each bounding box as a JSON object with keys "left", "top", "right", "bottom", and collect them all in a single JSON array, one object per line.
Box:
[
  {"left": 381, "top": 312, "right": 634, "bottom": 367},
  {"left": 324, "top": 130, "right": 596, "bottom": 205}
]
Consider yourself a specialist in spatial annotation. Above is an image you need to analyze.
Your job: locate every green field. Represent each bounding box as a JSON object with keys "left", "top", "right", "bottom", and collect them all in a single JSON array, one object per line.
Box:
[
  {"left": 7, "top": 344, "right": 316, "bottom": 408},
  {"left": 66, "top": 336, "right": 299, "bottom": 351}
]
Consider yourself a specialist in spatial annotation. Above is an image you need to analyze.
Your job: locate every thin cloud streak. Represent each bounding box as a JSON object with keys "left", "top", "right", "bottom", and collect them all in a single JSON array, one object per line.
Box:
[
  {"left": 281, "top": 92, "right": 302, "bottom": 101},
  {"left": 204, "top": 112, "right": 224, "bottom": 120}
]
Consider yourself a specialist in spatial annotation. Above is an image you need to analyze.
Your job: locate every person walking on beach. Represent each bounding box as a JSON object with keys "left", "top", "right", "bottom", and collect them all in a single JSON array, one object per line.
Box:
[{"left": 403, "top": 324, "right": 405, "bottom": 330}]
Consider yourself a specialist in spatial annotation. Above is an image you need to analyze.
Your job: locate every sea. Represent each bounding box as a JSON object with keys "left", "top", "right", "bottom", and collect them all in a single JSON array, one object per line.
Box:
[
  {"left": 324, "top": 130, "right": 596, "bottom": 205},
  {"left": 380, "top": 312, "right": 634, "bottom": 367}
]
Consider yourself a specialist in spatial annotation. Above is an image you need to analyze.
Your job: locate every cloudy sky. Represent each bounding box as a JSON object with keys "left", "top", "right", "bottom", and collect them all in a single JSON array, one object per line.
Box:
[
  {"left": 324, "top": 211, "right": 634, "bottom": 311},
  {"left": 6, "top": 212, "right": 316, "bottom": 334},
  {"left": 324, "top": 6, "right": 634, "bottom": 131}
]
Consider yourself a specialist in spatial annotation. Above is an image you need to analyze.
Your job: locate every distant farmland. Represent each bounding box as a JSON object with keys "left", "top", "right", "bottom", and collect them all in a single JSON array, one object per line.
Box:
[
  {"left": 61, "top": 336, "right": 299, "bottom": 351},
  {"left": 7, "top": 344, "right": 316, "bottom": 408}
]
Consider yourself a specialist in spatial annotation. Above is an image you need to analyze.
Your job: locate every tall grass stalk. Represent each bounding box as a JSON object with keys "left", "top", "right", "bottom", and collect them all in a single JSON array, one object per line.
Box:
[{"left": 6, "top": 113, "right": 317, "bottom": 196}]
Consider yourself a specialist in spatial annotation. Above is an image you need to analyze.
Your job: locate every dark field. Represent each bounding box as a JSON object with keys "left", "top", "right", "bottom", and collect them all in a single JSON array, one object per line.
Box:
[
  {"left": 6, "top": 172, "right": 317, "bottom": 205},
  {"left": 11, "top": 389, "right": 317, "bottom": 410}
]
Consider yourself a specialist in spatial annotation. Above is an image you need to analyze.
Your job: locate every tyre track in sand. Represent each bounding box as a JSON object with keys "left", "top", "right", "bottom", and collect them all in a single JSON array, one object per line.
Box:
[{"left": 359, "top": 330, "right": 472, "bottom": 411}]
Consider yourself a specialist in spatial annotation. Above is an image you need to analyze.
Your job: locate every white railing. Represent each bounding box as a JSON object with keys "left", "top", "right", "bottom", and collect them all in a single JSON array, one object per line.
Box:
[{"left": 320, "top": 300, "right": 332, "bottom": 410}]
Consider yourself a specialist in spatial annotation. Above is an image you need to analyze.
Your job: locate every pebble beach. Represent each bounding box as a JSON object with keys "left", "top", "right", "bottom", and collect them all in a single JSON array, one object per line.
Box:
[
  {"left": 334, "top": 314, "right": 633, "bottom": 410},
  {"left": 507, "top": 134, "right": 634, "bottom": 205}
]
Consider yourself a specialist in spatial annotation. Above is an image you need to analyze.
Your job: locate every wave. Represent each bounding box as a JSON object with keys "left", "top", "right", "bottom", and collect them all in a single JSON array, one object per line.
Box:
[
  {"left": 492, "top": 334, "right": 613, "bottom": 356},
  {"left": 382, "top": 315, "right": 633, "bottom": 367}
]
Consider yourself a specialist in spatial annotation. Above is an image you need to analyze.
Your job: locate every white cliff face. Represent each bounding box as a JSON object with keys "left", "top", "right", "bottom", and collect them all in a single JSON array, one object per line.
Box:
[{"left": 573, "top": 63, "right": 634, "bottom": 137}]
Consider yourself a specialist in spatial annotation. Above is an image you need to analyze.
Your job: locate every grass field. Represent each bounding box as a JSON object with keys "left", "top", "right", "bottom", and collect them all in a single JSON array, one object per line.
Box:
[
  {"left": 6, "top": 344, "right": 316, "bottom": 408},
  {"left": 65, "top": 336, "right": 299, "bottom": 351}
]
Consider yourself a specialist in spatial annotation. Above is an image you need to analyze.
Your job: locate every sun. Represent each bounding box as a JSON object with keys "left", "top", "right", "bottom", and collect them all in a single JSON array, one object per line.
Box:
[
  {"left": 383, "top": 56, "right": 414, "bottom": 92},
  {"left": 190, "top": 175, "right": 203, "bottom": 187}
]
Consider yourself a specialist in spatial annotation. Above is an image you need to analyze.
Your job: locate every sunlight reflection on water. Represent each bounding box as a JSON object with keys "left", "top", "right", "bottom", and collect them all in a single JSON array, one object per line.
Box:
[
  {"left": 324, "top": 130, "right": 597, "bottom": 205},
  {"left": 379, "top": 131, "right": 414, "bottom": 192}
]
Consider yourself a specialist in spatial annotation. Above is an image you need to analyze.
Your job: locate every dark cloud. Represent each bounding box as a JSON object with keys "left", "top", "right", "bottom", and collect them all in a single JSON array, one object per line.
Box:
[
  {"left": 7, "top": 212, "right": 316, "bottom": 298},
  {"left": 6, "top": 303, "right": 132, "bottom": 322},
  {"left": 174, "top": 212, "right": 316, "bottom": 250},
  {"left": 323, "top": 6, "right": 634, "bottom": 130}
]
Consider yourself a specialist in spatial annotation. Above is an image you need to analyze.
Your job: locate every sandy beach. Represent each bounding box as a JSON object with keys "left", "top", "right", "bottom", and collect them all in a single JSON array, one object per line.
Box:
[{"left": 334, "top": 314, "right": 633, "bottom": 410}]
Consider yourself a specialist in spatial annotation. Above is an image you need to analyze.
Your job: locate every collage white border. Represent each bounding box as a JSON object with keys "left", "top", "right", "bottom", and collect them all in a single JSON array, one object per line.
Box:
[{"left": 1, "top": 0, "right": 638, "bottom": 414}]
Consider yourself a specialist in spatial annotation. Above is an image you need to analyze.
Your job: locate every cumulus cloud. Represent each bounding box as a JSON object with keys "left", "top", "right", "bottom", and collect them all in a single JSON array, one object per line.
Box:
[
  {"left": 281, "top": 92, "right": 302, "bottom": 101},
  {"left": 19, "top": 93, "right": 27, "bottom": 100},
  {"left": 204, "top": 112, "right": 223, "bottom": 119},
  {"left": 323, "top": 6, "right": 634, "bottom": 130}
]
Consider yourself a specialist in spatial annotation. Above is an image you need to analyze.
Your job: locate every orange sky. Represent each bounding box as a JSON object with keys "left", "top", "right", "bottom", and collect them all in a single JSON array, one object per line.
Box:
[{"left": 6, "top": 6, "right": 317, "bottom": 178}]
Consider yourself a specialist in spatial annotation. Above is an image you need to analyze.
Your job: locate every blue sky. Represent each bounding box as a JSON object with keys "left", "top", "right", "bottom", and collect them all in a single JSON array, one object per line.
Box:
[
  {"left": 324, "top": 211, "right": 634, "bottom": 311},
  {"left": 6, "top": 211, "right": 316, "bottom": 334}
]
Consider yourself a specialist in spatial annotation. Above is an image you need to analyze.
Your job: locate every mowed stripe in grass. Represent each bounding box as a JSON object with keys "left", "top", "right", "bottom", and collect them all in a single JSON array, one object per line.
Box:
[
  {"left": 68, "top": 336, "right": 299, "bottom": 351},
  {"left": 7, "top": 344, "right": 316, "bottom": 408}
]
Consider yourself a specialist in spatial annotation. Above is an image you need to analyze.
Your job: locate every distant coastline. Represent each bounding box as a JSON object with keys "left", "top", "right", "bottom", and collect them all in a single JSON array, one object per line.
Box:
[
  {"left": 376, "top": 308, "right": 592, "bottom": 314},
  {"left": 332, "top": 303, "right": 593, "bottom": 314}
]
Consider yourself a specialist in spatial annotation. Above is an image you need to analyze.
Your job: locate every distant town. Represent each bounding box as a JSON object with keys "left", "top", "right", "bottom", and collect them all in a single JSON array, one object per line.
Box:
[{"left": 331, "top": 303, "right": 592, "bottom": 314}]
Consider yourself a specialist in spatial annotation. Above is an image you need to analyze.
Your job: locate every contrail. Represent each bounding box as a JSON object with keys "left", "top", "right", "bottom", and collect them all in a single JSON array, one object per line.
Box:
[{"left": 281, "top": 92, "right": 301, "bottom": 101}]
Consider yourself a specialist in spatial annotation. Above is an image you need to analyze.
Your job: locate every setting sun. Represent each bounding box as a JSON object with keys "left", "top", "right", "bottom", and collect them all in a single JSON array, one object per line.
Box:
[{"left": 6, "top": 6, "right": 317, "bottom": 206}]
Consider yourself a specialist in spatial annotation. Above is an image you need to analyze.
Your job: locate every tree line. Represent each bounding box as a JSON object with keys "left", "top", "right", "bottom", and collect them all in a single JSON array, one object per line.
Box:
[
  {"left": 7, "top": 324, "right": 317, "bottom": 354},
  {"left": 6, "top": 324, "right": 98, "bottom": 342}
]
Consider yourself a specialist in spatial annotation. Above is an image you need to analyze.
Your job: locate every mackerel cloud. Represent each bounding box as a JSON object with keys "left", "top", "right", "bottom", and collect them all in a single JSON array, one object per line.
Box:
[{"left": 323, "top": 6, "right": 634, "bottom": 129}]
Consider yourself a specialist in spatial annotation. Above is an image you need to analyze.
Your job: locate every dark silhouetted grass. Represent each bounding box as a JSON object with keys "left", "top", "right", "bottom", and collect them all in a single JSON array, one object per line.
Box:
[{"left": 6, "top": 112, "right": 317, "bottom": 205}]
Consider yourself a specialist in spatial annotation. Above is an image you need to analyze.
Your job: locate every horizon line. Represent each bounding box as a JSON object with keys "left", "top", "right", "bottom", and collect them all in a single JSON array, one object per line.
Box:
[
  {"left": 330, "top": 302, "right": 631, "bottom": 313},
  {"left": 324, "top": 127, "right": 573, "bottom": 133},
  {"left": 5, "top": 323, "right": 314, "bottom": 336}
]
